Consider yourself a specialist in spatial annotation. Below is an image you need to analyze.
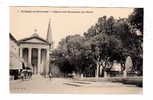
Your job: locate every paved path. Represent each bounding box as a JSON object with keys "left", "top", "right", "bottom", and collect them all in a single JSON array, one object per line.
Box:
[{"left": 10, "top": 75, "right": 142, "bottom": 94}]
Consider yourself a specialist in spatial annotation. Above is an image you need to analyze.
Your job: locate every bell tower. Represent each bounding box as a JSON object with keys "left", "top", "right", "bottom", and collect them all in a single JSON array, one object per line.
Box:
[{"left": 46, "top": 19, "right": 53, "bottom": 49}]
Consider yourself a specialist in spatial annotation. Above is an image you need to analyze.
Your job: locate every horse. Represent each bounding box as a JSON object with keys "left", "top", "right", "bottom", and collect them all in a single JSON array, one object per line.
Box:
[{"left": 20, "top": 69, "right": 32, "bottom": 80}]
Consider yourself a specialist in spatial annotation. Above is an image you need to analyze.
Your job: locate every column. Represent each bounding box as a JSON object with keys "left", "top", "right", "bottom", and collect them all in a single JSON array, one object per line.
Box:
[
  {"left": 38, "top": 48, "right": 41, "bottom": 74},
  {"left": 46, "top": 49, "right": 50, "bottom": 77},
  {"left": 19, "top": 47, "right": 23, "bottom": 58},
  {"left": 28, "top": 48, "right": 32, "bottom": 66}
]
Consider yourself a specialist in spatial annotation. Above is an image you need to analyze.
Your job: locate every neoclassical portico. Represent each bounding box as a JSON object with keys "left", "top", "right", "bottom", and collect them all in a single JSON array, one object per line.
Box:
[{"left": 19, "top": 33, "right": 50, "bottom": 75}]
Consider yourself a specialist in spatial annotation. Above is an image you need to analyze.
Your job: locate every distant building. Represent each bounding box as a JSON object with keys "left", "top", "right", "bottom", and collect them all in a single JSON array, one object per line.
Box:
[
  {"left": 9, "top": 33, "right": 23, "bottom": 79},
  {"left": 111, "top": 60, "right": 122, "bottom": 72}
]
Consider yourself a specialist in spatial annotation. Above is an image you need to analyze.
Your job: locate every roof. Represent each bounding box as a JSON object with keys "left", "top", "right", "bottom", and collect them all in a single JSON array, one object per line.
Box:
[
  {"left": 19, "top": 33, "right": 50, "bottom": 45},
  {"left": 9, "top": 33, "right": 19, "bottom": 45}
]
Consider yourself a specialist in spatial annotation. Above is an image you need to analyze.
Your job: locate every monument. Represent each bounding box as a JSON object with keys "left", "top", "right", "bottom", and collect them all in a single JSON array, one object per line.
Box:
[{"left": 124, "top": 56, "right": 133, "bottom": 77}]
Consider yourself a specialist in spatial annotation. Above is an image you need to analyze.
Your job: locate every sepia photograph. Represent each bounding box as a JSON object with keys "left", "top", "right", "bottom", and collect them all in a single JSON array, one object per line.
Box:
[{"left": 9, "top": 6, "right": 143, "bottom": 94}]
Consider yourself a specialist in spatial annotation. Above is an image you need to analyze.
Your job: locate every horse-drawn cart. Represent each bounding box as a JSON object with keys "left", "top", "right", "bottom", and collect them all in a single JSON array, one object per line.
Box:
[{"left": 20, "top": 67, "right": 33, "bottom": 80}]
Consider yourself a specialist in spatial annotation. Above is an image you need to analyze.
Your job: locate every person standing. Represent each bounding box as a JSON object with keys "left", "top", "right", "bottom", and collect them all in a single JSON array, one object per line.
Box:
[{"left": 49, "top": 72, "right": 52, "bottom": 80}]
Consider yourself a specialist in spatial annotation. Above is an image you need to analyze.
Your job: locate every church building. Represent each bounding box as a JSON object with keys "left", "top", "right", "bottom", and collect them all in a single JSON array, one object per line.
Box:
[{"left": 10, "top": 19, "right": 53, "bottom": 77}]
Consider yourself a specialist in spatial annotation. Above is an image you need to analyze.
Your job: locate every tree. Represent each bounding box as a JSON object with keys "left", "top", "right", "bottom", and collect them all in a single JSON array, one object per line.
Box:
[
  {"left": 52, "top": 11, "right": 143, "bottom": 77},
  {"left": 84, "top": 17, "right": 127, "bottom": 76},
  {"left": 84, "top": 15, "right": 143, "bottom": 77},
  {"left": 128, "top": 8, "right": 143, "bottom": 75},
  {"left": 52, "top": 35, "right": 87, "bottom": 76},
  {"left": 129, "top": 8, "right": 143, "bottom": 34}
]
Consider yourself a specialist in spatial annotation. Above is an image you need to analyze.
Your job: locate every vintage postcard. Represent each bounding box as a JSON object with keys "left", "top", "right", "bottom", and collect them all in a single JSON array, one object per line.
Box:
[{"left": 9, "top": 6, "right": 143, "bottom": 94}]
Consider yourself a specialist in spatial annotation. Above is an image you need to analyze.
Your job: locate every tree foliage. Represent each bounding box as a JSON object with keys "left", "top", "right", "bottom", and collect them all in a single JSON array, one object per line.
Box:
[
  {"left": 129, "top": 8, "right": 143, "bottom": 33},
  {"left": 51, "top": 8, "right": 143, "bottom": 76}
]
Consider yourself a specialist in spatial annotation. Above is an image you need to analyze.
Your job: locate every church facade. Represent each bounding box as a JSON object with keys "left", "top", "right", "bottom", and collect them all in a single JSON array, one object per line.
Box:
[
  {"left": 10, "top": 20, "right": 53, "bottom": 76},
  {"left": 18, "top": 33, "right": 51, "bottom": 75}
]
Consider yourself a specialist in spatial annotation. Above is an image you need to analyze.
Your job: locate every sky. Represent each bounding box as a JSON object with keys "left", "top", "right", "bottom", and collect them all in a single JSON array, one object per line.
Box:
[{"left": 10, "top": 7, "right": 134, "bottom": 48}]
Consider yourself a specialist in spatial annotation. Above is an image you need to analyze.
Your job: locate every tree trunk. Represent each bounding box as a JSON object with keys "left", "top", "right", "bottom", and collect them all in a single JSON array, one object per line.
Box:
[
  {"left": 81, "top": 73, "right": 83, "bottom": 78},
  {"left": 104, "top": 71, "right": 107, "bottom": 78},
  {"left": 123, "top": 70, "right": 127, "bottom": 78},
  {"left": 95, "top": 62, "right": 99, "bottom": 78},
  {"left": 99, "top": 65, "right": 103, "bottom": 77}
]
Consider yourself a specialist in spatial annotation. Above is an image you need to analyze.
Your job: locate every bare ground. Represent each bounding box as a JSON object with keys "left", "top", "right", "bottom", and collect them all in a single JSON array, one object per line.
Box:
[{"left": 10, "top": 75, "right": 142, "bottom": 94}]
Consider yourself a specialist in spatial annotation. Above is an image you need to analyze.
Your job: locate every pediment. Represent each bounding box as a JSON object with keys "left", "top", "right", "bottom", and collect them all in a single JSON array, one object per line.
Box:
[
  {"left": 23, "top": 38, "right": 46, "bottom": 44},
  {"left": 19, "top": 36, "right": 50, "bottom": 45}
]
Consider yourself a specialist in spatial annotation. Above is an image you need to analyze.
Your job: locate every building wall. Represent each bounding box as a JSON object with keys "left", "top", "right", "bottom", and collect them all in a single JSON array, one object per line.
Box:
[
  {"left": 10, "top": 35, "right": 22, "bottom": 69},
  {"left": 111, "top": 61, "right": 122, "bottom": 72},
  {"left": 10, "top": 39, "right": 19, "bottom": 57}
]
